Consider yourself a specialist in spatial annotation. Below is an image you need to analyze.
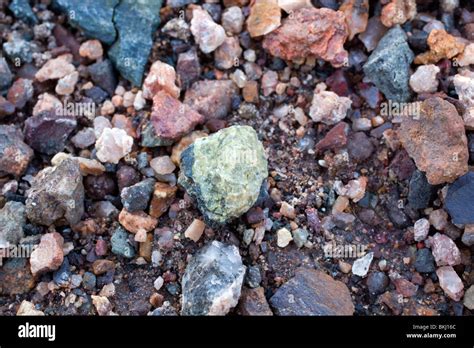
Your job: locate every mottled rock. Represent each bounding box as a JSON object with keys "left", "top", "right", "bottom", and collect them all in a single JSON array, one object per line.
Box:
[
  {"left": 309, "top": 90, "right": 352, "bottom": 125},
  {"left": 8, "top": 0, "right": 38, "bottom": 24},
  {"left": 7, "top": 78, "right": 33, "bottom": 109},
  {"left": 190, "top": 7, "right": 226, "bottom": 54},
  {"left": 399, "top": 97, "right": 468, "bottom": 185},
  {"left": 55, "top": 71, "right": 79, "bottom": 95},
  {"left": 171, "top": 131, "right": 207, "bottom": 166},
  {"left": 359, "top": 16, "right": 388, "bottom": 52},
  {"left": 237, "top": 287, "right": 273, "bottom": 315},
  {"left": 149, "top": 182, "right": 178, "bottom": 218},
  {"left": 380, "top": 0, "right": 416, "bottom": 28},
  {"left": 414, "top": 30, "right": 465, "bottom": 65},
  {"left": 111, "top": 226, "right": 135, "bottom": 258},
  {"left": 71, "top": 127, "right": 96, "bottom": 149},
  {"left": 414, "top": 218, "right": 430, "bottom": 242},
  {"left": 177, "top": 49, "right": 201, "bottom": 90},
  {"left": 247, "top": 0, "right": 281, "bottom": 37},
  {"left": 30, "top": 232, "right": 64, "bottom": 276},
  {"left": 464, "top": 285, "right": 474, "bottom": 310},
  {"left": 79, "top": 39, "right": 103, "bottom": 60},
  {"left": 445, "top": 172, "right": 474, "bottom": 224},
  {"left": 0, "top": 258, "right": 35, "bottom": 295},
  {"left": 366, "top": 271, "right": 389, "bottom": 295},
  {"left": 409, "top": 65, "right": 440, "bottom": 94},
  {"left": 95, "top": 128, "right": 133, "bottom": 164},
  {"left": 339, "top": 0, "right": 369, "bottom": 40},
  {"left": 184, "top": 219, "right": 206, "bottom": 242},
  {"left": 181, "top": 241, "right": 246, "bottom": 315},
  {"left": 118, "top": 209, "right": 157, "bottom": 237},
  {"left": 429, "top": 233, "right": 461, "bottom": 266},
  {"left": 26, "top": 158, "right": 85, "bottom": 226},
  {"left": 17, "top": 301, "right": 44, "bottom": 316},
  {"left": 143, "top": 60, "right": 180, "bottom": 100},
  {"left": 0, "top": 125, "right": 33, "bottom": 176},
  {"left": 269, "top": 268, "right": 354, "bottom": 315},
  {"left": 214, "top": 36, "right": 242, "bottom": 70},
  {"left": 162, "top": 18, "right": 191, "bottom": 41},
  {"left": 179, "top": 126, "right": 268, "bottom": 224},
  {"left": 0, "top": 201, "right": 26, "bottom": 247},
  {"left": 436, "top": 266, "right": 464, "bottom": 301},
  {"left": 462, "top": 225, "right": 474, "bottom": 246},
  {"left": 262, "top": 8, "right": 349, "bottom": 67},
  {"left": 35, "top": 54, "right": 75, "bottom": 82},
  {"left": 120, "top": 178, "right": 155, "bottom": 212}
]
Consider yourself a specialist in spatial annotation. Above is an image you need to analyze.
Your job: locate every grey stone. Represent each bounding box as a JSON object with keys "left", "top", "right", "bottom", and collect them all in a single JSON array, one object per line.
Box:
[
  {"left": 245, "top": 265, "right": 262, "bottom": 288},
  {"left": 181, "top": 241, "right": 246, "bottom": 315},
  {"left": 0, "top": 125, "right": 34, "bottom": 176},
  {"left": 0, "top": 57, "right": 13, "bottom": 93},
  {"left": 82, "top": 271, "right": 97, "bottom": 291},
  {"left": 292, "top": 228, "right": 309, "bottom": 248},
  {"left": 445, "top": 172, "right": 474, "bottom": 224},
  {"left": 414, "top": 248, "right": 436, "bottom": 273},
  {"left": 0, "top": 201, "right": 26, "bottom": 247},
  {"left": 408, "top": 170, "right": 436, "bottom": 210},
  {"left": 120, "top": 178, "right": 155, "bottom": 212},
  {"left": 53, "top": 258, "right": 71, "bottom": 287},
  {"left": 366, "top": 271, "right": 389, "bottom": 295},
  {"left": 3, "top": 32, "right": 38, "bottom": 64},
  {"left": 8, "top": 0, "right": 38, "bottom": 25},
  {"left": 111, "top": 226, "right": 135, "bottom": 258},
  {"left": 87, "top": 60, "right": 117, "bottom": 96}
]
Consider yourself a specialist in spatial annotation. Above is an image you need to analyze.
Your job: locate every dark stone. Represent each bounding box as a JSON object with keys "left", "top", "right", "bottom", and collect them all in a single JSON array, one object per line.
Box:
[
  {"left": 8, "top": 0, "right": 38, "bottom": 25},
  {"left": 347, "top": 132, "right": 374, "bottom": 163},
  {"left": 120, "top": 178, "right": 155, "bottom": 212},
  {"left": 245, "top": 265, "right": 262, "bottom": 288},
  {"left": 82, "top": 271, "right": 97, "bottom": 290},
  {"left": 0, "top": 258, "right": 35, "bottom": 295},
  {"left": 414, "top": 248, "right": 436, "bottom": 273},
  {"left": 445, "top": 172, "right": 474, "bottom": 224},
  {"left": 389, "top": 149, "right": 416, "bottom": 181},
  {"left": 53, "top": 258, "right": 71, "bottom": 287},
  {"left": 88, "top": 60, "right": 117, "bottom": 96},
  {"left": 363, "top": 26, "right": 414, "bottom": 102},
  {"left": 366, "top": 271, "right": 389, "bottom": 295},
  {"left": 0, "top": 58, "right": 13, "bottom": 94},
  {"left": 116, "top": 165, "right": 140, "bottom": 191},
  {"left": 84, "top": 174, "right": 117, "bottom": 200},
  {"left": 84, "top": 86, "right": 109, "bottom": 104},
  {"left": 408, "top": 170, "right": 436, "bottom": 209},
  {"left": 177, "top": 49, "right": 201, "bottom": 90},
  {"left": 387, "top": 206, "right": 411, "bottom": 229},
  {"left": 0, "top": 201, "right": 26, "bottom": 246},
  {"left": 407, "top": 29, "right": 428, "bottom": 52}
]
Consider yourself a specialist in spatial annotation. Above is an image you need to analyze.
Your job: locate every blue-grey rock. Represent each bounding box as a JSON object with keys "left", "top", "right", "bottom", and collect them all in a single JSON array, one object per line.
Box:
[
  {"left": 0, "top": 201, "right": 26, "bottom": 247},
  {"left": 9, "top": 0, "right": 38, "bottom": 25},
  {"left": 82, "top": 271, "right": 97, "bottom": 290},
  {"left": 167, "top": 0, "right": 196, "bottom": 8},
  {"left": 414, "top": 248, "right": 436, "bottom": 273},
  {"left": 366, "top": 271, "right": 388, "bottom": 295},
  {"left": 0, "top": 58, "right": 13, "bottom": 94},
  {"left": 111, "top": 226, "right": 135, "bottom": 258},
  {"left": 53, "top": 258, "right": 71, "bottom": 287},
  {"left": 52, "top": 0, "right": 118, "bottom": 45},
  {"left": 3, "top": 32, "right": 38, "bottom": 64},
  {"left": 245, "top": 266, "right": 262, "bottom": 289},
  {"left": 408, "top": 170, "right": 436, "bottom": 210},
  {"left": 445, "top": 172, "right": 474, "bottom": 224},
  {"left": 120, "top": 178, "right": 155, "bottom": 212},
  {"left": 181, "top": 241, "right": 246, "bottom": 315},
  {"left": 108, "top": 0, "right": 163, "bottom": 86},
  {"left": 363, "top": 26, "right": 414, "bottom": 103},
  {"left": 87, "top": 60, "right": 117, "bottom": 96}
]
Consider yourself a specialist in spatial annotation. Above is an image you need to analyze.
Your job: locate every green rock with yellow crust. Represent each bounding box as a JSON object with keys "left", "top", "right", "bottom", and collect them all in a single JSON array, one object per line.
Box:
[{"left": 179, "top": 125, "right": 268, "bottom": 225}]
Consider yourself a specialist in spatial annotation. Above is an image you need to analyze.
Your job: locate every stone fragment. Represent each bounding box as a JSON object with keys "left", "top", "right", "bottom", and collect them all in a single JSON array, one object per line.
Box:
[
  {"left": 455, "top": 43, "right": 474, "bottom": 67},
  {"left": 352, "top": 252, "right": 373, "bottom": 277},
  {"left": 278, "top": 0, "right": 312, "bottom": 13},
  {"left": 347, "top": 132, "right": 374, "bottom": 162},
  {"left": 149, "top": 182, "right": 178, "bottom": 218},
  {"left": 214, "top": 36, "right": 243, "bottom": 70},
  {"left": 334, "top": 177, "right": 368, "bottom": 203},
  {"left": 414, "top": 30, "right": 465, "bottom": 65},
  {"left": 162, "top": 18, "right": 191, "bottom": 41},
  {"left": 7, "top": 78, "right": 34, "bottom": 109},
  {"left": 91, "top": 295, "right": 113, "bottom": 316},
  {"left": 359, "top": 16, "right": 388, "bottom": 52},
  {"left": 315, "top": 122, "right": 348, "bottom": 153},
  {"left": 222, "top": 6, "right": 244, "bottom": 34},
  {"left": 55, "top": 71, "right": 79, "bottom": 95},
  {"left": 177, "top": 49, "right": 201, "bottom": 90},
  {"left": 35, "top": 54, "right": 75, "bottom": 82},
  {"left": 150, "top": 156, "right": 176, "bottom": 176},
  {"left": 8, "top": 0, "right": 38, "bottom": 24},
  {"left": 414, "top": 218, "right": 430, "bottom": 242},
  {"left": 171, "top": 131, "right": 208, "bottom": 166},
  {"left": 79, "top": 39, "right": 103, "bottom": 60},
  {"left": 181, "top": 241, "right": 246, "bottom": 315},
  {"left": 95, "top": 128, "right": 133, "bottom": 164},
  {"left": 17, "top": 301, "right": 44, "bottom": 316},
  {"left": 409, "top": 65, "right": 440, "bottom": 94},
  {"left": 111, "top": 227, "right": 135, "bottom": 258},
  {"left": 143, "top": 60, "right": 180, "bottom": 100},
  {"left": 0, "top": 57, "right": 13, "bottom": 93},
  {"left": 118, "top": 209, "right": 157, "bottom": 236},
  {"left": 0, "top": 125, "right": 33, "bottom": 176},
  {"left": 445, "top": 172, "right": 474, "bottom": 224},
  {"left": 464, "top": 285, "right": 474, "bottom": 310},
  {"left": 309, "top": 90, "right": 351, "bottom": 125},
  {"left": 247, "top": 0, "right": 281, "bottom": 38},
  {"left": 339, "top": 0, "right": 369, "bottom": 40},
  {"left": 30, "top": 232, "right": 64, "bottom": 276},
  {"left": 462, "top": 225, "right": 474, "bottom": 246},
  {"left": 0, "top": 201, "right": 26, "bottom": 247},
  {"left": 277, "top": 228, "right": 292, "bottom": 248},
  {"left": 120, "top": 178, "right": 155, "bottom": 212},
  {"left": 408, "top": 170, "right": 436, "bottom": 209},
  {"left": 436, "top": 266, "right": 464, "bottom": 301},
  {"left": 237, "top": 287, "right": 273, "bottom": 316},
  {"left": 380, "top": 0, "right": 417, "bottom": 28},
  {"left": 429, "top": 233, "right": 461, "bottom": 267},
  {"left": 414, "top": 248, "right": 436, "bottom": 273},
  {"left": 71, "top": 127, "right": 96, "bottom": 149},
  {"left": 184, "top": 219, "right": 206, "bottom": 242},
  {"left": 0, "top": 258, "right": 35, "bottom": 295},
  {"left": 190, "top": 7, "right": 226, "bottom": 54},
  {"left": 88, "top": 60, "right": 117, "bottom": 95}
]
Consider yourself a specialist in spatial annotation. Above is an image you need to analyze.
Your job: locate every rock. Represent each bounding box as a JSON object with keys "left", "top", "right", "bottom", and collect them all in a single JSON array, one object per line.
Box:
[
  {"left": 334, "top": 177, "right": 368, "bottom": 203},
  {"left": 91, "top": 295, "right": 113, "bottom": 315},
  {"left": 190, "top": 7, "right": 226, "bottom": 54},
  {"left": 55, "top": 71, "right": 79, "bottom": 95},
  {"left": 108, "top": 0, "right": 162, "bottom": 86},
  {"left": 366, "top": 271, "right": 389, "bottom": 295},
  {"left": 393, "top": 277, "right": 418, "bottom": 297},
  {"left": 71, "top": 127, "right": 96, "bottom": 149},
  {"left": 111, "top": 226, "right": 135, "bottom": 258},
  {"left": 247, "top": 0, "right": 281, "bottom": 37},
  {"left": 436, "top": 266, "right": 464, "bottom": 301},
  {"left": 464, "top": 285, "right": 474, "bottom": 310},
  {"left": 2, "top": 32, "right": 38, "bottom": 65},
  {"left": 455, "top": 43, "right": 474, "bottom": 67},
  {"left": 339, "top": 0, "right": 369, "bottom": 40},
  {"left": 263, "top": 8, "right": 348, "bottom": 67},
  {"left": 414, "top": 218, "right": 430, "bottom": 242},
  {"left": 237, "top": 287, "right": 273, "bottom": 315},
  {"left": 7, "top": 78, "right": 34, "bottom": 109},
  {"left": 0, "top": 96, "right": 15, "bottom": 118},
  {"left": 429, "top": 233, "right": 461, "bottom": 267},
  {"left": 30, "top": 232, "right": 64, "bottom": 276},
  {"left": 398, "top": 97, "right": 468, "bottom": 185},
  {"left": 414, "top": 248, "right": 436, "bottom": 273},
  {"left": 380, "top": 0, "right": 417, "bottom": 28},
  {"left": 26, "top": 158, "right": 85, "bottom": 226},
  {"left": 309, "top": 90, "right": 352, "bottom": 125},
  {"left": 347, "top": 132, "right": 374, "bottom": 162},
  {"left": 177, "top": 49, "right": 201, "bottom": 90},
  {"left": 462, "top": 225, "right": 474, "bottom": 246},
  {"left": 150, "top": 91, "right": 205, "bottom": 143},
  {"left": 315, "top": 122, "right": 348, "bottom": 153},
  {"left": 408, "top": 170, "right": 436, "bottom": 210},
  {"left": 184, "top": 219, "right": 206, "bottom": 242},
  {"left": 24, "top": 110, "right": 77, "bottom": 155},
  {"left": 17, "top": 301, "right": 44, "bottom": 316},
  {"left": 409, "top": 65, "right": 440, "bottom": 94},
  {"left": 95, "top": 128, "right": 133, "bottom": 164},
  {"left": 0, "top": 57, "right": 13, "bottom": 94},
  {"left": 162, "top": 18, "right": 191, "bottom": 41},
  {"left": 222, "top": 6, "right": 244, "bottom": 34},
  {"left": 0, "top": 201, "right": 26, "bottom": 247},
  {"left": 445, "top": 172, "right": 474, "bottom": 224},
  {"left": 214, "top": 36, "right": 242, "bottom": 70},
  {"left": 52, "top": 0, "right": 117, "bottom": 45},
  {"left": 280, "top": 202, "right": 296, "bottom": 219},
  {"left": 171, "top": 131, "right": 207, "bottom": 166},
  {"left": 120, "top": 178, "right": 155, "bottom": 212},
  {"left": 150, "top": 156, "right": 176, "bottom": 176},
  {"left": 184, "top": 80, "right": 238, "bottom": 120},
  {"left": 363, "top": 26, "right": 414, "bottom": 102},
  {"left": 359, "top": 16, "right": 388, "bottom": 52},
  {"left": 149, "top": 182, "right": 178, "bottom": 218},
  {"left": 0, "top": 258, "right": 35, "bottom": 295},
  {"left": 179, "top": 125, "right": 268, "bottom": 224},
  {"left": 118, "top": 209, "right": 157, "bottom": 238},
  {"left": 414, "top": 30, "right": 465, "bottom": 65},
  {"left": 429, "top": 209, "right": 448, "bottom": 231},
  {"left": 88, "top": 60, "right": 117, "bottom": 95},
  {"left": 0, "top": 125, "right": 33, "bottom": 176},
  {"left": 79, "top": 40, "right": 103, "bottom": 60},
  {"left": 453, "top": 73, "right": 474, "bottom": 110},
  {"left": 269, "top": 268, "right": 354, "bottom": 315},
  {"left": 35, "top": 54, "right": 75, "bottom": 82},
  {"left": 292, "top": 228, "right": 309, "bottom": 248},
  {"left": 92, "top": 259, "right": 115, "bottom": 275},
  {"left": 143, "top": 60, "right": 180, "bottom": 100},
  {"left": 8, "top": 0, "right": 38, "bottom": 24},
  {"left": 181, "top": 241, "right": 246, "bottom": 315},
  {"left": 276, "top": 228, "right": 292, "bottom": 248},
  {"left": 352, "top": 252, "right": 373, "bottom": 277}
]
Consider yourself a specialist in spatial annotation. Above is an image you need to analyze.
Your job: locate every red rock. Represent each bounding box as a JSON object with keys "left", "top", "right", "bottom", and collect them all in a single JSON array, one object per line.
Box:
[
  {"left": 30, "top": 232, "right": 64, "bottom": 276},
  {"left": 315, "top": 122, "right": 348, "bottom": 153},
  {"left": 429, "top": 233, "right": 461, "bottom": 266},
  {"left": 339, "top": 0, "right": 369, "bottom": 40},
  {"left": 7, "top": 78, "right": 33, "bottom": 109},
  {"left": 398, "top": 97, "right": 468, "bottom": 185},
  {"left": 393, "top": 278, "right": 418, "bottom": 297},
  {"left": 143, "top": 60, "right": 180, "bottom": 100},
  {"left": 262, "top": 8, "right": 349, "bottom": 68},
  {"left": 177, "top": 49, "right": 201, "bottom": 90},
  {"left": 0, "top": 125, "right": 34, "bottom": 176},
  {"left": 389, "top": 149, "right": 416, "bottom": 181},
  {"left": 380, "top": 0, "right": 417, "bottom": 28},
  {"left": 436, "top": 266, "right": 464, "bottom": 301},
  {"left": 237, "top": 287, "right": 273, "bottom": 315},
  {"left": 151, "top": 91, "right": 205, "bottom": 142}
]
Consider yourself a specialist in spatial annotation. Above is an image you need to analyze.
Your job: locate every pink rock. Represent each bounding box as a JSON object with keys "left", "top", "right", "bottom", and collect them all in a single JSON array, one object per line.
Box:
[
  {"left": 7, "top": 78, "right": 34, "bottom": 109},
  {"left": 381, "top": 0, "right": 417, "bottom": 28},
  {"left": 79, "top": 40, "right": 103, "bottom": 60},
  {"left": 436, "top": 266, "right": 464, "bottom": 301},
  {"left": 429, "top": 233, "right": 461, "bottom": 266},
  {"left": 35, "top": 54, "right": 75, "bottom": 82},
  {"left": 143, "top": 60, "right": 180, "bottom": 100},
  {"left": 315, "top": 122, "right": 348, "bottom": 153},
  {"left": 30, "top": 232, "right": 64, "bottom": 276},
  {"left": 190, "top": 7, "right": 226, "bottom": 53},
  {"left": 95, "top": 128, "right": 133, "bottom": 164},
  {"left": 261, "top": 70, "right": 278, "bottom": 96},
  {"left": 247, "top": 0, "right": 281, "bottom": 37},
  {"left": 309, "top": 89, "right": 352, "bottom": 125},
  {"left": 214, "top": 36, "right": 242, "bottom": 70}
]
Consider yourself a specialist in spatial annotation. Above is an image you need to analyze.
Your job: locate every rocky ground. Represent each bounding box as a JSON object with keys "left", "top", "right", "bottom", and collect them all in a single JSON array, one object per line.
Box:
[{"left": 1, "top": 0, "right": 474, "bottom": 316}]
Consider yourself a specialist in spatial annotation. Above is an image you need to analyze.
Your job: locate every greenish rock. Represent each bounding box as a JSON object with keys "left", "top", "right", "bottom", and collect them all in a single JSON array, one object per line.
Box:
[
  {"left": 140, "top": 121, "right": 173, "bottom": 147},
  {"left": 0, "top": 201, "right": 26, "bottom": 247},
  {"left": 108, "top": 0, "right": 163, "bottom": 86},
  {"left": 363, "top": 26, "right": 414, "bottom": 103},
  {"left": 9, "top": 0, "right": 38, "bottom": 25},
  {"left": 111, "top": 226, "right": 135, "bottom": 258},
  {"left": 292, "top": 228, "right": 309, "bottom": 248},
  {"left": 179, "top": 125, "right": 268, "bottom": 225},
  {"left": 52, "top": 0, "right": 118, "bottom": 45}
]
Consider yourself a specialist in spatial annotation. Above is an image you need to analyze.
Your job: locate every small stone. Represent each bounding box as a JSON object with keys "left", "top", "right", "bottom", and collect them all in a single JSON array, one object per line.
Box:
[
  {"left": 91, "top": 295, "right": 113, "bottom": 316},
  {"left": 277, "top": 0, "right": 312, "bottom": 13},
  {"left": 35, "top": 54, "right": 75, "bottom": 82},
  {"left": 276, "top": 228, "right": 292, "bottom": 248},
  {"left": 429, "top": 209, "right": 448, "bottom": 231},
  {"left": 30, "top": 232, "right": 64, "bottom": 276},
  {"left": 0, "top": 96, "right": 15, "bottom": 118},
  {"left": 181, "top": 241, "right": 246, "bottom": 315},
  {"left": 162, "top": 18, "right": 191, "bottom": 41},
  {"left": 150, "top": 156, "right": 176, "bottom": 176},
  {"left": 262, "top": 8, "right": 349, "bottom": 67},
  {"left": 184, "top": 219, "right": 206, "bottom": 242},
  {"left": 408, "top": 170, "right": 436, "bottom": 209},
  {"left": 332, "top": 196, "right": 349, "bottom": 214},
  {"left": 415, "top": 30, "right": 465, "bottom": 65},
  {"left": 455, "top": 43, "right": 474, "bottom": 67},
  {"left": 247, "top": 0, "right": 281, "bottom": 38},
  {"left": 464, "top": 285, "right": 474, "bottom": 310},
  {"left": 95, "top": 128, "right": 133, "bottom": 164},
  {"left": 462, "top": 225, "right": 474, "bottom": 246},
  {"left": 0, "top": 201, "right": 26, "bottom": 247},
  {"left": 334, "top": 177, "right": 368, "bottom": 203},
  {"left": 111, "top": 227, "right": 135, "bottom": 258},
  {"left": 55, "top": 71, "right": 79, "bottom": 95},
  {"left": 149, "top": 182, "right": 178, "bottom": 218},
  {"left": 88, "top": 60, "right": 117, "bottom": 95},
  {"left": 17, "top": 301, "right": 44, "bottom": 316},
  {"left": 292, "top": 228, "right": 309, "bottom": 248},
  {"left": 7, "top": 78, "right": 33, "bottom": 109},
  {"left": 143, "top": 60, "right": 180, "bottom": 100},
  {"left": 380, "top": 0, "right": 417, "bottom": 28},
  {"left": 347, "top": 132, "right": 374, "bottom": 163},
  {"left": 339, "top": 0, "right": 369, "bottom": 40},
  {"left": 83, "top": 272, "right": 97, "bottom": 290},
  {"left": 93, "top": 116, "right": 112, "bottom": 139},
  {"left": 190, "top": 7, "right": 226, "bottom": 54},
  {"left": 352, "top": 252, "right": 373, "bottom": 277},
  {"left": 237, "top": 287, "right": 273, "bottom": 316},
  {"left": 26, "top": 158, "right": 84, "bottom": 226},
  {"left": 222, "top": 6, "right": 244, "bottom": 34},
  {"left": 79, "top": 40, "right": 103, "bottom": 60},
  {"left": 279, "top": 202, "right": 296, "bottom": 219},
  {"left": 269, "top": 268, "right": 354, "bottom": 315},
  {"left": 92, "top": 259, "right": 115, "bottom": 275},
  {"left": 309, "top": 90, "right": 351, "bottom": 125},
  {"left": 414, "top": 248, "right": 436, "bottom": 273},
  {"left": 338, "top": 260, "right": 352, "bottom": 274},
  {"left": 178, "top": 126, "right": 268, "bottom": 224},
  {"left": 8, "top": 0, "right": 38, "bottom": 24},
  {"left": 393, "top": 277, "right": 418, "bottom": 297},
  {"left": 315, "top": 122, "right": 348, "bottom": 153},
  {"left": 0, "top": 57, "right": 13, "bottom": 94},
  {"left": 118, "top": 209, "right": 157, "bottom": 236},
  {"left": 120, "top": 178, "right": 155, "bottom": 212},
  {"left": 366, "top": 271, "right": 389, "bottom": 295},
  {"left": 409, "top": 65, "right": 440, "bottom": 94},
  {"left": 177, "top": 49, "right": 201, "bottom": 90},
  {"left": 445, "top": 172, "right": 474, "bottom": 224},
  {"left": 154, "top": 276, "right": 164, "bottom": 291},
  {"left": 0, "top": 258, "right": 35, "bottom": 295},
  {"left": 414, "top": 218, "right": 430, "bottom": 242},
  {"left": 436, "top": 266, "right": 464, "bottom": 301},
  {"left": 71, "top": 127, "right": 96, "bottom": 149},
  {"left": 214, "top": 36, "right": 242, "bottom": 70},
  {"left": 429, "top": 233, "right": 461, "bottom": 267},
  {"left": 0, "top": 125, "right": 33, "bottom": 176}
]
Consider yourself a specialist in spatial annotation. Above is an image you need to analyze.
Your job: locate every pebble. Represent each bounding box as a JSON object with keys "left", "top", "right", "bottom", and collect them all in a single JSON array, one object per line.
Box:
[
  {"left": 91, "top": 295, "right": 113, "bottom": 316},
  {"left": 464, "top": 285, "right": 474, "bottom": 310},
  {"left": 82, "top": 272, "right": 97, "bottom": 291},
  {"left": 79, "top": 40, "right": 103, "bottom": 60},
  {"left": 222, "top": 6, "right": 244, "bottom": 34},
  {"left": 436, "top": 266, "right": 464, "bottom": 301},
  {"left": 0, "top": 201, "right": 26, "bottom": 246},
  {"left": 184, "top": 219, "right": 206, "bottom": 242},
  {"left": 334, "top": 177, "right": 368, "bottom": 203},
  {"left": 119, "top": 209, "right": 157, "bottom": 240},
  {"left": 462, "top": 225, "right": 474, "bottom": 246},
  {"left": 71, "top": 127, "right": 96, "bottom": 149},
  {"left": 55, "top": 71, "right": 79, "bottom": 95},
  {"left": 292, "top": 228, "right": 309, "bottom": 248},
  {"left": 269, "top": 268, "right": 354, "bottom": 315},
  {"left": 352, "top": 252, "right": 373, "bottom": 277},
  {"left": 111, "top": 226, "right": 135, "bottom": 258},
  {"left": 143, "top": 60, "right": 180, "bottom": 100},
  {"left": 88, "top": 60, "right": 117, "bottom": 95},
  {"left": 429, "top": 209, "right": 448, "bottom": 231},
  {"left": 315, "top": 122, "right": 348, "bottom": 153},
  {"left": 339, "top": 0, "right": 369, "bottom": 40},
  {"left": 0, "top": 125, "right": 33, "bottom": 176},
  {"left": 214, "top": 36, "right": 242, "bottom": 70},
  {"left": 9, "top": 0, "right": 38, "bottom": 24},
  {"left": 171, "top": 131, "right": 208, "bottom": 166},
  {"left": 181, "top": 241, "right": 246, "bottom": 315},
  {"left": 178, "top": 126, "right": 268, "bottom": 224},
  {"left": 309, "top": 90, "right": 352, "bottom": 125},
  {"left": 154, "top": 276, "right": 164, "bottom": 291},
  {"left": 414, "top": 218, "right": 430, "bottom": 242},
  {"left": 247, "top": 0, "right": 281, "bottom": 37},
  {"left": 263, "top": 8, "right": 348, "bottom": 67},
  {"left": 177, "top": 49, "right": 201, "bottom": 90},
  {"left": 366, "top": 271, "right": 389, "bottom": 295},
  {"left": 0, "top": 258, "right": 35, "bottom": 295},
  {"left": 414, "top": 248, "right": 436, "bottom": 273},
  {"left": 456, "top": 43, "right": 474, "bottom": 67},
  {"left": 408, "top": 170, "right": 435, "bottom": 210},
  {"left": 30, "top": 232, "right": 64, "bottom": 276},
  {"left": 0, "top": 57, "right": 13, "bottom": 93},
  {"left": 445, "top": 172, "right": 474, "bottom": 224},
  {"left": 92, "top": 259, "right": 115, "bottom": 275},
  {"left": 380, "top": 0, "right": 417, "bottom": 27},
  {"left": 17, "top": 301, "right": 44, "bottom": 316},
  {"left": 190, "top": 7, "right": 226, "bottom": 53},
  {"left": 7, "top": 78, "right": 33, "bottom": 109},
  {"left": 120, "top": 178, "right": 155, "bottom": 212},
  {"left": 35, "top": 54, "right": 75, "bottom": 82},
  {"left": 279, "top": 202, "right": 296, "bottom": 219},
  {"left": 237, "top": 287, "right": 273, "bottom": 316},
  {"left": 95, "top": 128, "right": 133, "bottom": 164},
  {"left": 429, "top": 233, "right": 461, "bottom": 266},
  {"left": 409, "top": 65, "right": 440, "bottom": 94},
  {"left": 150, "top": 156, "right": 176, "bottom": 176},
  {"left": 414, "top": 30, "right": 465, "bottom": 65},
  {"left": 347, "top": 132, "right": 374, "bottom": 162},
  {"left": 162, "top": 18, "right": 191, "bottom": 41},
  {"left": 277, "top": 228, "right": 293, "bottom": 248}
]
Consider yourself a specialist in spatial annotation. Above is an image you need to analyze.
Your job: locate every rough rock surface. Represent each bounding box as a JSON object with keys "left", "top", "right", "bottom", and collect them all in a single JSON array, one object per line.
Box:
[
  {"left": 414, "top": 30, "right": 465, "bottom": 65},
  {"left": 143, "top": 60, "right": 180, "bottom": 100},
  {"left": 120, "top": 178, "right": 155, "bottom": 212},
  {"left": 399, "top": 97, "right": 468, "bottom": 185},
  {"left": 95, "top": 127, "right": 133, "bottom": 164},
  {"left": 237, "top": 287, "right": 273, "bottom": 315},
  {"left": 181, "top": 241, "right": 246, "bottom": 315},
  {"left": 26, "top": 158, "right": 85, "bottom": 226},
  {"left": 429, "top": 233, "right": 461, "bottom": 266},
  {"left": 409, "top": 64, "right": 440, "bottom": 94},
  {"left": 179, "top": 125, "right": 268, "bottom": 224},
  {"left": 309, "top": 90, "right": 352, "bottom": 125},
  {"left": 190, "top": 7, "right": 226, "bottom": 54},
  {"left": 445, "top": 172, "right": 474, "bottom": 224},
  {"left": 262, "top": 8, "right": 349, "bottom": 68},
  {"left": 0, "top": 201, "right": 26, "bottom": 247},
  {"left": 436, "top": 266, "right": 464, "bottom": 301},
  {"left": 339, "top": 0, "right": 369, "bottom": 40},
  {"left": 29, "top": 232, "right": 64, "bottom": 276},
  {"left": 269, "top": 268, "right": 354, "bottom": 315},
  {"left": 0, "top": 258, "right": 35, "bottom": 295},
  {"left": 0, "top": 125, "right": 33, "bottom": 176},
  {"left": 246, "top": 0, "right": 281, "bottom": 38},
  {"left": 380, "top": 0, "right": 417, "bottom": 28}
]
